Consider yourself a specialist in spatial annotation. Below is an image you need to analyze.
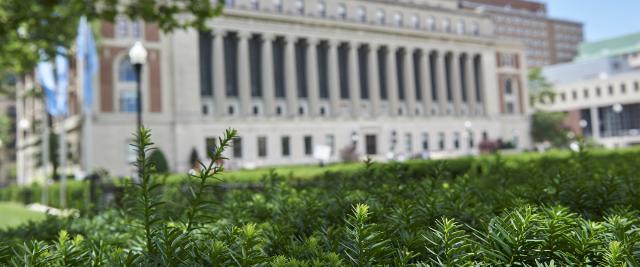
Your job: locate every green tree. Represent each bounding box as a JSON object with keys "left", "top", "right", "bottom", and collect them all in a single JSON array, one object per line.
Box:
[
  {"left": 528, "top": 68, "right": 555, "bottom": 108},
  {"left": 531, "top": 111, "right": 570, "bottom": 148},
  {"left": 149, "top": 149, "right": 169, "bottom": 173},
  {"left": 0, "top": 0, "right": 225, "bottom": 73}
]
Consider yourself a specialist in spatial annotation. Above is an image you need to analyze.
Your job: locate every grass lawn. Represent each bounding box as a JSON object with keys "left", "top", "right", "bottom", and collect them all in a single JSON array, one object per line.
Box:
[{"left": 0, "top": 202, "right": 46, "bottom": 229}]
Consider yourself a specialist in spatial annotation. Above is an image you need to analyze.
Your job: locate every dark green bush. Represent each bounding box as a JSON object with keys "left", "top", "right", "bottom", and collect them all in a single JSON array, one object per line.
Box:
[{"left": 2, "top": 128, "right": 640, "bottom": 266}]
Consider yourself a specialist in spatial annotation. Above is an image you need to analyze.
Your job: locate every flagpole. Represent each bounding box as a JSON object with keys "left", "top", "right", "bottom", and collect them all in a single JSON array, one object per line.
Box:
[
  {"left": 58, "top": 115, "right": 67, "bottom": 208},
  {"left": 41, "top": 109, "right": 49, "bottom": 205}
]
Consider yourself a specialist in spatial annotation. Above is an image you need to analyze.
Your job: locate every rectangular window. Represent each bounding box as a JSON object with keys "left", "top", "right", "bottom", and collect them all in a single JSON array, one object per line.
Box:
[
  {"left": 634, "top": 81, "right": 639, "bottom": 91},
  {"left": 396, "top": 49, "right": 405, "bottom": 100},
  {"left": 224, "top": 32, "right": 239, "bottom": 97},
  {"left": 583, "top": 89, "right": 589, "bottom": 99},
  {"left": 421, "top": 133, "right": 429, "bottom": 151},
  {"left": 317, "top": 42, "right": 329, "bottom": 99},
  {"left": 621, "top": 83, "right": 627, "bottom": 94},
  {"left": 365, "top": 134, "right": 377, "bottom": 155},
  {"left": 338, "top": 43, "right": 350, "bottom": 99},
  {"left": 473, "top": 56, "right": 482, "bottom": 102},
  {"left": 233, "top": 137, "right": 242, "bottom": 158},
  {"left": 608, "top": 85, "right": 614, "bottom": 95},
  {"left": 413, "top": 51, "right": 422, "bottom": 101},
  {"left": 198, "top": 31, "right": 213, "bottom": 96},
  {"left": 249, "top": 35, "right": 263, "bottom": 97},
  {"left": 358, "top": 45, "right": 369, "bottom": 100},
  {"left": 304, "top": 135, "right": 313, "bottom": 155},
  {"left": 453, "top": 132, "right": 460, "bottom": 149},
  {"left": 378, "top": 48, "right": 388, "bottom": 100},
  {"left": 438, "top": 132, "right": 445, "bottom": 150},
  {"left": 596, "top": 87, "right": 601, "bottom": 96},
  {"left": 430, "top": 52, "right": 438, "bottom": 101},
  {"left": 273, "top": 37, "right": 286, "bottom": 98},
  {"left": 257, "top": 136, "right": 267, "bottom": 158},
  {"left": 296, "top": 39, "right": 308, "bottom": 98},
  {"left": 506, "top": 102, "right": 515, "bottom": 114},
  {"left": 205, "top": 137, "right": 218, "bottom": 155},
  {"left": 325, "top": 134, "right": 335, "bottom": 156},
  {"left": 459, "top": 56, "right": 467, "bottom": 102},
  {"left": 119, "top": 90, "right": 138, "bottom": 113},
  {"left": 281, "top": 136, "right": 290, "bottom": 157},
  {"left": 126, "top": 139, "right": 136, "bottom": 164},
  {"left": 445, "top": 54, "right": 453, "bottom": 102},
  {"left": 404, "top": 133, "right": 412, "bottom": 153}
]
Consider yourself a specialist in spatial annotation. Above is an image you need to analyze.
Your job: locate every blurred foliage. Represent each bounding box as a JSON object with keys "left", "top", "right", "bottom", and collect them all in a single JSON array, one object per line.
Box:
[
  {"left": 0, "top": 0, "right": 226, "bottom": 73},
  {"left": 532, "top": 111, "right": 571, "bottom": 147}
]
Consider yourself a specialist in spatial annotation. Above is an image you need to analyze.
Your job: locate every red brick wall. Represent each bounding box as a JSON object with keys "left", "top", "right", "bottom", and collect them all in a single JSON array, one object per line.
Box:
[
  {"left": 148, "top": 49, "right": 162, "bottom": 113},
  {"left": 145, "top": 23, "right": 160, "bottom": 42},
  {"left": 565, "top": 110, "right": 582, "bottom": 135},
  {"left": 101, "top": 21, "right": 115, "bottom": 39}
]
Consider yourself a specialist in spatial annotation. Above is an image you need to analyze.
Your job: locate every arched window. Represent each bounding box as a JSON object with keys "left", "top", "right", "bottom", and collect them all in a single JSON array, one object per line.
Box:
[
  {"left": 394, "top": 12, "right": 403, "bottom": 27},
  {"left": 356, "top": 6, "right": 366, "bottom": 22},
  {"left": 426, "top": 17, "right": 436, "bottom": 31},
  {"left": 118, "top": 58, "right": 136, "bottom": 82},
  {"left": 410, "top": 14, "right": 420, "bottom": 29},
  {"left": 376, "top": 9, "right": 386, "bottom": 24},
  {"left": 442, "top": 18, "right": 451, "bottom": 32},
  {"left": 336, "top": 3, "right": 347, "bottom": 20},
  {"left": 316, "top": 1, "right": 326, "bottom": 17}
]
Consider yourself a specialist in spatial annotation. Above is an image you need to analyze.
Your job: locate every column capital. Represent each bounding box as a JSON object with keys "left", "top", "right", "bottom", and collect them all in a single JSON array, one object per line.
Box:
[
  {"left": 213, "top": 28, "right": 227, "bottom": 37},
  {"left": 237, "top": 31, "right": 252, "bottom": 39},
  {"left": 307, "top": 36, "right": 320, "bottom": 45},
  {"left": 262, "top": 32, "right": 276, "bottom": 41},
  {"left": 284, "top": 34, "right": 297, "bottom": 43},
  {"left": 327, "top": 38, "right": 340, "bottom": 46}
]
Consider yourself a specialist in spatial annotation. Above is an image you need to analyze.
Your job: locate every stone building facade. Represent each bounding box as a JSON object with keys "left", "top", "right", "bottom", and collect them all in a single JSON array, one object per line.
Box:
[{"left": 16, "top": 0, "right": 531, "bottom": 181}]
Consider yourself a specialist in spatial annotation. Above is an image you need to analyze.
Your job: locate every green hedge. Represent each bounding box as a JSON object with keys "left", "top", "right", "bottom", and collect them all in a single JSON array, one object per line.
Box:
[{"left": 2, "top": 147, "right": 639, "bottom": 213}]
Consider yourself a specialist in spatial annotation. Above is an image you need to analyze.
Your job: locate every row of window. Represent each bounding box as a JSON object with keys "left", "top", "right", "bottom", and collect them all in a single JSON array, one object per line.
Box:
[
  {"left": 555, "top": 81, "right": 640, "bottom": 103},
  {"left": 225, "top": 0, "right": 481, "bottom": 36},
  {"left": 115, "top": 16, "right": 143, "bottom": 39},
  {"left": 206, "top": 130, "right": 487, "bottom": 160}
]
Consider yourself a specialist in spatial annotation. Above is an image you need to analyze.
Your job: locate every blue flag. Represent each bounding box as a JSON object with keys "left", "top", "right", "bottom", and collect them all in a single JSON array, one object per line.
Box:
[
  {"left": 76, "top": 16, "right": 98, "bottom": 112},
  {"left": 36, "top": 48, "right": 69, "bottom": 117}
]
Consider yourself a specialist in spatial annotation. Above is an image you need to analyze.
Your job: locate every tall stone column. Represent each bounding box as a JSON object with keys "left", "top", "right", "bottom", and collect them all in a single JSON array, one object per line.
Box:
[
  {"left": 368, "top": 44, "right": 381, "bottom": 116},
  {"left": 284, "top": 35, "right": 298, "bottom": 116},
  {"left": 436, "top": 51, "right": 448, "bottom": 115},
  {"left": 465, "top": 53, "right": 477, "bottom": 116},
  {"left": 386, "top": 45, "right": 399, "bottom": 116},
  {"left": 261, "top": 33, "right": 276, "bottom": 116},
  {"left": 590, "top": 107, "right": 601, "bottom": 140},
  {"left": 451, "top": 51, "right": 462, "bottom": 116},
  {"left": 328, "top": 39, "right": 340, "bottom": 116},
  {"left": 404, "top": 47, "right": 416, "bottom": 116},
  {"left": 420, "top": 49, "right": 433, "bottom": 116},
  {"left": 348, "top": 41, "right": 361, "bottom": 117},
  {"left": 212, "top": 28, "right": 227, "bottom": 115},
  {"left": 306, "top": 37, "right": 320, "bottom": 116},
  {"left": 237, "top": 31, "right": 252, "bottom": 116}
]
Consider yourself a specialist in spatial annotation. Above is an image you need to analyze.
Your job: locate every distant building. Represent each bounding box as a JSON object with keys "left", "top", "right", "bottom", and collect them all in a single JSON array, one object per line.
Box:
[
  {"left": 15, "top": 0, "right": 531, "bottom": 183},
  {"left": 460, "top": 0, "right": 583, "bottom": 68},
  {"left": 540, "top": 32, "right": 640, "bottom": 148}
]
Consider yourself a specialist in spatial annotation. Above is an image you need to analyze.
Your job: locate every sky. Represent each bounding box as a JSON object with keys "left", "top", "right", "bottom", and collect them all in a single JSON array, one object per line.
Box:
[{"left": 537, "top": 0, "right": 640, "bottom": 42}]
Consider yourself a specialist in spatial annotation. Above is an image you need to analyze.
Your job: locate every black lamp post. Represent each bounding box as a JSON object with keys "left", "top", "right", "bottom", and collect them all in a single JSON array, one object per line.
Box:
[{"left": 129, "top": 41, "right": 148, "bottom": 130}]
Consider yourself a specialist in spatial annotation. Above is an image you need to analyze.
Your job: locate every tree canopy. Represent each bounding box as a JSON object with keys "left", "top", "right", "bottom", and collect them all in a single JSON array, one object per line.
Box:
[{"left": 0, "top": 0, "right": 225, "bottom": 73}]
